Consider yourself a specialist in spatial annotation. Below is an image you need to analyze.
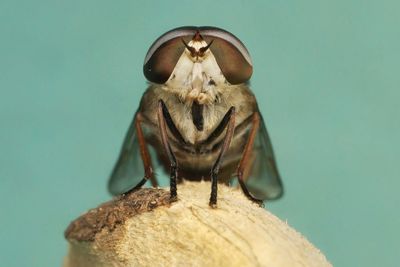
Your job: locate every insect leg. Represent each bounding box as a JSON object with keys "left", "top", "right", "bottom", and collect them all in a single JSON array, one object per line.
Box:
[
  {"left": 122, "top": 114, "right": 158, "bottom": 193},
  {"left": 209, "top": 107, "right": 236, "bottom": 208},
  {"left": 157, "top": 100, "right": 179, "bottom": 202},
  {"left": 236, "top": 112, "right": 263, "bottom": 205},
  {"left": 135, "top": 113, "right": 158, "bottom": 187}
]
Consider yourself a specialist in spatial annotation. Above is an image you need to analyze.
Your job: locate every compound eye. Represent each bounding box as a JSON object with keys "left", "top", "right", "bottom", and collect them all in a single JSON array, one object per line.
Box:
[
  {"left": 143, "top": 27, "right": 196, "bottom": 84},
  {"left": 200, "top": 27, "right": 253, "bottom": 84}
]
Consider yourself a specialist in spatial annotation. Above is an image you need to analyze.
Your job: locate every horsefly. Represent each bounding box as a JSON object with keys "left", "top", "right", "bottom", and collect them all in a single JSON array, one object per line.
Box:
[{"left": 109, "top": 26, "right": 283, "bottom": 207}]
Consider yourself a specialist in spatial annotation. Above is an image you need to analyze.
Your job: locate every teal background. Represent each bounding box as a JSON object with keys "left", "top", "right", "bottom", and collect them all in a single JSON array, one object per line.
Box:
[{"left": 1, "top": 0, "right": 399, "bottom": 266}]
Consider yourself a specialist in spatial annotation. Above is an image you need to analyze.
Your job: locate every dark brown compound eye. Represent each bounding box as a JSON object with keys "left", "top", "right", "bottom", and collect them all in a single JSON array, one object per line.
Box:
[
  {"left": 143, "top": 26, "right": 253, "bottom": 85},
  {"left": 199, "top": 27, "right": 253, "bottom": 84},
  {"left": 143, "top": 27, "right": 197, "bottom": 84}
]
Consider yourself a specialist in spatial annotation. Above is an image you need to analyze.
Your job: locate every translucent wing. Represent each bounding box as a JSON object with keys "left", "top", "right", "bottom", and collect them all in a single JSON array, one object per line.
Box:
[
  {"left": 243, "top": 115, "right": 283, "bottom": 200},
  {"left": 108, "top": 113, "right": 158, "bottom": 195}
]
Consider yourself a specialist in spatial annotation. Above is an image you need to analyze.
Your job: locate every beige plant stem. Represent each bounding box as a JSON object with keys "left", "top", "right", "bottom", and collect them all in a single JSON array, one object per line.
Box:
[{"left": 63, "top": 181, "right": 331, "bottom": 267}]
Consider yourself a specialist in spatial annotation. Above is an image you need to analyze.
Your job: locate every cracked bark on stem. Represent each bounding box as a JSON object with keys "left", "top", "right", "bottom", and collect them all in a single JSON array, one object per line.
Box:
[{"left": 63, "top": 181, "right": 331, "bottom": 267}]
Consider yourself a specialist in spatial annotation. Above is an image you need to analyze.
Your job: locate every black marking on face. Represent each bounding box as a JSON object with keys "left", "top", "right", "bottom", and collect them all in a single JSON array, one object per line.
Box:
[
  {"left": 191, "top": 101, "right": 204, "bottom": 131},
  {"left": 208, "top": 79, "right": 216, "bottom": 86}
]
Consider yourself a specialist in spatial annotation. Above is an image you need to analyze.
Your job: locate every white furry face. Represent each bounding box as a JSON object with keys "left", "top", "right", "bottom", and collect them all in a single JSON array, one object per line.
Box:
[{"left": 163, "top": 40, "right": 227, "bottom": 105}]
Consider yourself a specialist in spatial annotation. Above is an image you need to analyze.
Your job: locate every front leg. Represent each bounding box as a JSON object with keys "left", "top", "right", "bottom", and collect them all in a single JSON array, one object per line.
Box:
[
  {"left": 157, "top": 100, "right": 179, "bottom": 202},
  {"left": 209, "top": 107, "right": 236, "bottom": 208}
]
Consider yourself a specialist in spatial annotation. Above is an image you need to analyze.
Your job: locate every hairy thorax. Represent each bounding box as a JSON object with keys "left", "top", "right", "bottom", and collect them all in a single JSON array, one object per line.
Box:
[
  {"left": 140, "top": 84, "right": 257, "bottom": 146},
  {"left": 139, "top": 83, "right": 256, "bottom": 175}
]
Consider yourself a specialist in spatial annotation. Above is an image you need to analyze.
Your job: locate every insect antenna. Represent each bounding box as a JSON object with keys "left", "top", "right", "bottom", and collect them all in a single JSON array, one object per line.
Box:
[
  {"left": 199, "top": 40, "right": 214, "bottom": 55},
  {"left": 181, "top": 39, "right": 196, "bottom": 56}
]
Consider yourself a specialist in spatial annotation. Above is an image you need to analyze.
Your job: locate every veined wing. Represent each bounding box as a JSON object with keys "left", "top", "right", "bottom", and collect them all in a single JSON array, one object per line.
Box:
[
  {"left": 108, "top": 113, "right": 160, "bottom": 195},
  {"left": 243, "top": 114, "right": 283, "bottom": 200}
]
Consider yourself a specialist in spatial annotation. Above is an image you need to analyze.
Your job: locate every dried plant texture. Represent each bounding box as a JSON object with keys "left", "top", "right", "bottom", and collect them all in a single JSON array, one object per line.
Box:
[{"left": 64, "top": 181, "right": 331, "bottom": 267}]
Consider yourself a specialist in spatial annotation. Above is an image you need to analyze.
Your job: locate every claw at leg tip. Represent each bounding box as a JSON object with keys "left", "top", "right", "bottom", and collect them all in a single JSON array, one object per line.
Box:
[
  {"left": 209, "top": 201, "right": 218, "bottom": 209},
  {"left": 169, "top": 194, "right": 178, "bottom": 203}
]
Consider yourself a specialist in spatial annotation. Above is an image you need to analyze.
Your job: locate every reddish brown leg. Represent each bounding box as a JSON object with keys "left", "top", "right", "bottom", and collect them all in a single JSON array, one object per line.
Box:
[
  {"left": 236, "top": 112, "right": 263, "bottom": 205},
  {"left": 209, "top": 107, "right": 236, "bottom": 208},
  {"left": 134, "top": 113, "right": 158, "bottom": 188}
]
